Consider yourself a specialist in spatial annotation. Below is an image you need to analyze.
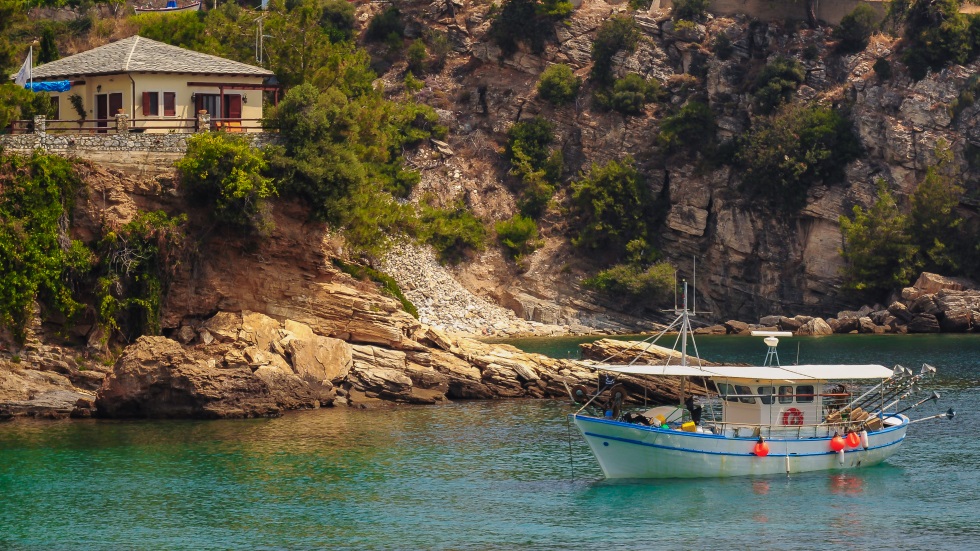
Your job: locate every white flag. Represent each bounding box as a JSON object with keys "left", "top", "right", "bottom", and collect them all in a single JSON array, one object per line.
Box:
[{"left": 13, "top": 50, "right": 31, "bottom": 87}]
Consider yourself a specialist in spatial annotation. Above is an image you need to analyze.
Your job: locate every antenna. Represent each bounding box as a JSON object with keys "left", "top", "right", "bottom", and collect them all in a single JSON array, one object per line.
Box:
[
  {"left": 692, "top": 255, "right": 697, "bottom": 314},
  {"left": 673, "top": 269, "right": 678, "bottom": 311}
]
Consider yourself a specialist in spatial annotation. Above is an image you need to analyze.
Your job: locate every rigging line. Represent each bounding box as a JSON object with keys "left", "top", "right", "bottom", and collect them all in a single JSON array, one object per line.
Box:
[
  {"left": 626, "top": 316, "right": 683, "bottom": 366},
  {"left": 593, "top": 315, "right": 681, "bottom": 364},
  {"left": 565, "top": 414, "right": 575, "bottom": 480}
]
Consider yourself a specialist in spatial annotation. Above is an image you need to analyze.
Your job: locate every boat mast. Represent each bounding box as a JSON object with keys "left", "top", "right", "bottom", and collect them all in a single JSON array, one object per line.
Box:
[{"left": 680, "top": 280, "right": 689, "bottom": 367}]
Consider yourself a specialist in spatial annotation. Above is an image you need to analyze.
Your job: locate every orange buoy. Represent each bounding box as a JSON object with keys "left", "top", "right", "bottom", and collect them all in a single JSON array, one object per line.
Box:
[
  {"left": 753, "top": 437, "right": 770, "bottom": 457},
  {"left": 830, "top": 433, "right": 846, "bottom": 452},
  {"left": 845, "top": 431, "right": 861, "bottom": 448}
]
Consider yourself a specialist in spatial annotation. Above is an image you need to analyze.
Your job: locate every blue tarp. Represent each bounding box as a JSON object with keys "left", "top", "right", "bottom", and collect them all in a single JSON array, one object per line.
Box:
[{"left": 25, "top": 81, "right": 71, "bottom": 93}]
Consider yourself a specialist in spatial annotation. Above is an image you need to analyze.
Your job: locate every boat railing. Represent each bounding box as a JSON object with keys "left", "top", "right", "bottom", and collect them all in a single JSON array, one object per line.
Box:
[{"left": 698, "top": 419, "right": 888, "bottom": 439}]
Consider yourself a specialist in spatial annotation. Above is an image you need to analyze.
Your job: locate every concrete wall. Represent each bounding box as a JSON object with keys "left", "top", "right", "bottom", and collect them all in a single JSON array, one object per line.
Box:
[{"left": 0, "top": 129, "right": 280, "bottom": 176}]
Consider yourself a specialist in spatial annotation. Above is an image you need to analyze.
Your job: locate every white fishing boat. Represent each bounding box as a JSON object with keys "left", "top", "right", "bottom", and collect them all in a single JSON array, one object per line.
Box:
[
  {"left": 134, "top": 1, "right": 202, "bottom": 14},
  {"left": 569, "top": 282, "right": 954, "bottom": 479}
]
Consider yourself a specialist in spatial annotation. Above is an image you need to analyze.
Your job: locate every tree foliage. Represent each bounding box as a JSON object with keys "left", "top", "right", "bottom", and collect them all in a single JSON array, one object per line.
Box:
[
  {"left": 583, "top": 261, "right": 675, "bottom": 308},
  {"left": 752, "top": 57, "right": 805, "bottom": 114},
  {"left": 570, "top": 157, "right": 659, "bottom": 263},
  {"left": 909, "top": 141, "right": 964, "bottom": 272},
  {"left": 537, "top": 63, "right": 581, "bottom": 105},
  {"left": 489, "top": 0, "right": 572, "bottom": 57},
  {"left": 839, "top": 180, "right": 918, "bottom": 299},
  {"left": 419, "top": 198, "right": 487, "bottom": 264},
  {"left": 672, "top": 0, "right": 710, "bottom": 22},
  {"left": 897, "top": 0, "right": 975, "bottom": 80},
  {"left": 595, "top": 73, "right": 665, "bottom": 115},
  {"left": 591, "top": 16, "right": 641, "bottom": 84},
  {"left": 504, "top": 117, "right": 563, "bottom": 218},
  {"left": 0, "top": 84, "right": 56, "bottom": 132},
  {"left": 175, "top": 133, "right": 276, "bottom": 233},
  {"left": 737, "top": 103, "right": 862, "bottom": 211},
  {"left": 835, "top": 4, "right": 878, "bottom": 54},
  {"left": 657, "top": 101, "right": 716, "bottom": 156},
  {"left": 0, "top": 152, "right": 91, "bottom": 343},
  {"left": 495, "top": 214, "right": 541, "bottom": 260}
]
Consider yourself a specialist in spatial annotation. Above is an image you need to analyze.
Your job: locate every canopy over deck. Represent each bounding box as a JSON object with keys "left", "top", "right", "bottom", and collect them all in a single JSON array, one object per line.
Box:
[{"left": 579, "top": 362, "right": 894, "bottom": 381}]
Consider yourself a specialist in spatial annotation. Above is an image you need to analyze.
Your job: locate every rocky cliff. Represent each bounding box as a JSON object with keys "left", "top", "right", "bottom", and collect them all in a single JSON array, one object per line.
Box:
[{"left": 375, "top": 1, "right": 980, "bottom": 325}]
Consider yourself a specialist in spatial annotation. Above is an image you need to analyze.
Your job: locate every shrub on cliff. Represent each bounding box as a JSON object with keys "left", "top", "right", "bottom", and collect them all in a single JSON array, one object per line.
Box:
[
  {"left": 583, "top": 261, "right": 675, "bottom": 308},
  {"left": 504, "top": 117, "right": 563, "bottom": 218},
  {"left": 537, "top": 64, "right": 581, "bottom": 106},
  {"left": 751, "top": 57, "right": 805, "bottom": 114},
  {"left": 737, "top": 103, "right": 861, "bottom": 211},
  {"left": 365, "top": 6, "right": 404, "bottom": 43},
  {"left": 489, "top": 0, "right": 573, "bottom": 57},
  {"left": 594, "top": 73, "right": 665, "bottom": 115},
  {"left": 570, "top": 157, "right": 660, "bottom": 263},
  {"left": 672, "top": 0, "right": 709, "bottom": 22},
  {"left": 495, "top": 214, "right": 541, "bottom": 260},
  {"left": 896, "top": 0, "right": 974, "bottom": 80},
  {"left": 835, "top": 4, "right": 878, "bottom": 54},
  {"left": 656, "top": 101, "right": 717, "bottom": 156},
  {"left": 419, "top": 197, "right": 487, "bottom": 264},
  {"left": 176, "top": 132, "right": 276, "bottom": 233},
  {"left": 0, "top": 152, "right": 91, "bottom": 343},
  {"left": 94, "top": 211, "right": 187, "bottom": 341},
  {"left": 909, "top": 140, "right": 965, "bottom": 273},
  {"left": 591, "top": 16, "right": 641, "bottom": 84}
]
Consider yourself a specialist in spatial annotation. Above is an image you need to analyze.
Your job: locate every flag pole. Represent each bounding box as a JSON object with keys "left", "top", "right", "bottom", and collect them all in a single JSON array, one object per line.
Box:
[{"left": 29, "top": 44, "right": 33, "bottom": 91}]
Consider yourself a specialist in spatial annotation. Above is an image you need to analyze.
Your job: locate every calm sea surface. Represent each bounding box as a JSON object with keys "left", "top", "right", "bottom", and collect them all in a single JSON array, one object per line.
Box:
[{"left": 1, "top": 334, "right": 978, "bottom": 550}]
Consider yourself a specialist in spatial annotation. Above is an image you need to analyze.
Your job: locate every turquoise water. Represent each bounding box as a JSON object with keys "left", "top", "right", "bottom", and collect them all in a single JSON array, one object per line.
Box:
[{"left": 1, "top": 335, "right": 978, "bottom": 549}]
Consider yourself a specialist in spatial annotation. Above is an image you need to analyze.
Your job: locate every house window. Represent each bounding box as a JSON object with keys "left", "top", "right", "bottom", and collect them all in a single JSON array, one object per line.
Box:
[
  {"left": 142, "top": 91, "right": 177, "bottom": 117},
  {"left": 50, "top": 96, "right": 60, "bottom": 120}
]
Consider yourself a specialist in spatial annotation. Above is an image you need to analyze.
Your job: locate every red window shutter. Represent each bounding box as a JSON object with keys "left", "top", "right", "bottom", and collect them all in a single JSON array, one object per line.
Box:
[
  {"left": 142, "top": 92, "right": 151, "bottom": 116},
  {"left": 163, "top": 92, "right": 176, "bottom": 116},
  {"left": 225, "top": 94, "right": 242, "bottom": 120}
]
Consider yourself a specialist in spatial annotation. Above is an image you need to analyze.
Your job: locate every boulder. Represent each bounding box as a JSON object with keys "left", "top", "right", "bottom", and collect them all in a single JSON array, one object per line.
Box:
[
  {"left": 202, "top": 311, "right": 242, "bottom": 343},
  {"left": 858, "top": 317, "right": 876, "bottom": 334},
  {"left": 95, "top": 336, "right": 280, "bottom": 418},
  {"left": 759, "top": 315, "right": 782, "bottom": 326},
  {"left": 907, "top": 313, "right": 941, "bottom": 333},
  {"left": 253, "top": 365, "right": 321, "bottom": 409},
  {"left": 778, "top": 316, "right": 803, "bottom": 331},
  {"left": 909, "top": 294, "right": 941, "bottom": 315},
  {"left": 940, "top": 309, "right": 972, "bottom": 332},
  {"left": 913, "top": 272, "right": 976, "bottom": 294},
  {"left": 175, "top": 325, "right": 196, "bottom": 345},
  {"left": 694, "top": 324, "right": 727, "bottom": 335},
  {"left": 835, "top": 317, "right": 860, "bottom": 333},
  {"left": 723, "top": 320, "right": 750, "bottom": 335},
  {"left": 888, "top": 301, "right": 912, "bottom": 323},
  {"left": 241, "top": 311, "right": 283, "bottom": 352},
  {"left": 282, "top": 320, "right": 353, "bottom": 385},
  {"left": 798, "top": 318, "right": 833, "bottom": 336}
]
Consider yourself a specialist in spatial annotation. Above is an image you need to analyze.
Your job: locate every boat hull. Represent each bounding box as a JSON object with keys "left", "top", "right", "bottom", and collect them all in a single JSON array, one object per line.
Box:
[{"left": 572, "top": 414, "right": 907, "bottom": 478}]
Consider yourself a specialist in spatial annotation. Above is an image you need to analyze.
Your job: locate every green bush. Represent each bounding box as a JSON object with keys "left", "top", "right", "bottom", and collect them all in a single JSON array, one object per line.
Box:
[
  {"left": 629, "top": 0, "right": 653, "bottom": 9},
  {"left": 95, "top": 211, "right": 187, "bottom": 340},
  {"left": 365, "top": 6, "right": 404, "bottom": 43},
  {"left": 495, "top": 214, "right": 541, "bottom": 260},
  {"left": 175, "top": 132, "right": 276, "bottom": 232},
  {"left": 420, "top": 198, "right": 487, "bottom": 264},
  {"left": 407, "top": 40, "right": 427, "bottom": 75},
  {"left": 0, "top": 84, "right": 56, "bottom": 132},
  {"left": 332, "top": 258, "right": 418, "bottom": 318},
  {"left": 320, "top": 0, "right": 356, "bottom": 43},
  {"left": 751, "top": 57, "right": 805, "bottom": 114},
  {"left": 591, "top": 16, "right": 641, "bottom": 84},
  {"left": 909, "top": 141, "right": 964, "bottom": 272},
  {"left": 0, "top": 152, "right": 91, "bottom": 343},
  {"left": 505, "top": 117, "right": 563, "bottom": 217},
  {"left": 489, "top": 0, "right": 572, "bottom": 57},
  {"left": 537, "top": 64, "right": 582, "bottom": 105},
  {"left": 596, "top": 73, "right": 665, "bottom": 115},
  {"left": 582, "top": 261, "right": 675, "bottom": 307},
  {"left": 570, "top": 157, "right": 659, "bottom": 262},
  {"left": 835, "top": 4, "right": 878, "bottom": 54},
  {"left": 737, "top": 103, "right": 862, "bottom": 211},
  {"left": 900, "top": 0, "right": 973, "bottom": 80},
  {"left": 712, "top": 33, "right": 734, "bottom": 60},
  {"left": 873, "top": 57, "right": 893, "bottom": 80},
  {"left": 672, "top": 0, "right": 710, "bottom": 22},
  {"left": 657, "top": 101, "right": 716, "bottom": 155}
]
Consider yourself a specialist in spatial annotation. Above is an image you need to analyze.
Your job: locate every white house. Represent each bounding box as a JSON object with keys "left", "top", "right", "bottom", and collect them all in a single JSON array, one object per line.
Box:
[{"left": 29, "top": 35, "right": 275, "bottom": 133}]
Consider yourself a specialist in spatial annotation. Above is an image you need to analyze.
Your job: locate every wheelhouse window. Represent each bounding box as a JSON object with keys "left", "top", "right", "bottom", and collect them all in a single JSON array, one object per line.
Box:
[
  {"left": 142, "top": 91, "right": 177, "bottom": 117},
  {"left": 757, "top": 386, "right": 775, "bottom": 405},
  {"left": 778, "top": 385, "right": 794, "bottom": 404},
  {"left": 796, "top": 385, "right": 815, "bottom": 403},
  {"left": 735, "top": 385, "right": 756, "bottom": 404},
  {"left": 716, "top": 383, "right": 738, "bottom": 403}
]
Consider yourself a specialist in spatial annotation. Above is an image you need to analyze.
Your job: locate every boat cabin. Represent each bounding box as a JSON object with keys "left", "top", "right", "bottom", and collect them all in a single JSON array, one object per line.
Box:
[{"left": 714, "top": 379, "right": 846, "bottom": 428}]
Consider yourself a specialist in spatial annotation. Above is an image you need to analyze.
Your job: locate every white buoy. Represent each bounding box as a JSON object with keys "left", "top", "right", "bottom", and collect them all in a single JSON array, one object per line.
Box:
[
  {"left": 859, "top": 430, "right": 869, "bottom": 450},
  {"left": 836, "top": 449, "right": 845, "bottom": 466}
]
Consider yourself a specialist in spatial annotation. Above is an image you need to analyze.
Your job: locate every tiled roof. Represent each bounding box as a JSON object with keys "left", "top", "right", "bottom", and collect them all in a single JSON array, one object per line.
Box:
[{"left": 30, "top": 35, "right": 274, "bottom": 79}]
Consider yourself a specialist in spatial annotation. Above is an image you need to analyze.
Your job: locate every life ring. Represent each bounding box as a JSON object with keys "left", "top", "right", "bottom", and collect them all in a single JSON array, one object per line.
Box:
[
  {"left": 607, "top": 384, "right": 627, "bottom": 404},
  {"left": 782, "top": 407, "right": 804, "bottom": 426}
]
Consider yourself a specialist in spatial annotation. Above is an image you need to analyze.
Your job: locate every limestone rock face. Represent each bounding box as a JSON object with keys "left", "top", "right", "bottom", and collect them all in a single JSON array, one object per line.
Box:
[
  {"left": 96, "top": 336, "right": 280, "bottom": 419},
  {"left": 907, "top": 314, "right": 941, "bottom": 334}
]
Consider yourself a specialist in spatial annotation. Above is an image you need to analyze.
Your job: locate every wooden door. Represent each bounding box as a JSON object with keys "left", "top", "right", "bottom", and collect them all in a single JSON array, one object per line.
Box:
[
  {"left": 109, "top": 93, "right": 123, "bottom": 119},
  {"left": 96, "top": 94, "right": 108, "bottom": 133},
  {"left": 224, "top": 94, "right": 242, "bottom": 120}
]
